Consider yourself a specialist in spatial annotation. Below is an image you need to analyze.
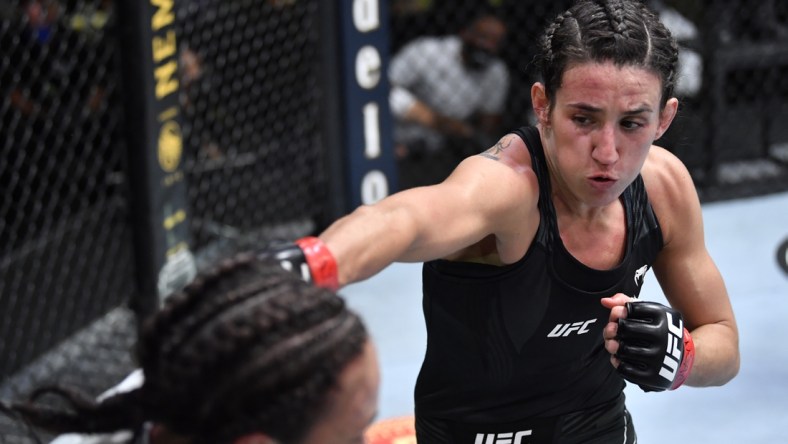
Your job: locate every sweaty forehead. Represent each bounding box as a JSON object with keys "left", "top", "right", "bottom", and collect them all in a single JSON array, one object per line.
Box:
[{"left": 557, "top": 62, "right": 662, "bottom": 105}]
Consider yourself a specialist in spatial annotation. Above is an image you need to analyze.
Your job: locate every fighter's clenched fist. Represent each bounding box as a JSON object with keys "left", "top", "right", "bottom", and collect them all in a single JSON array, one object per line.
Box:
[
  {"left": 602, "top": 294, "right": 695, "bottom": 392},
  {"left": 258, "top": 237, "right": 339, "bottom": 291}
]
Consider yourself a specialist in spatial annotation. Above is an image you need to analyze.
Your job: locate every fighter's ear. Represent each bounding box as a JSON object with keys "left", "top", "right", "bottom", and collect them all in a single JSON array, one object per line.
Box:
[
  {"left": 655, "top": 97, "right": 678, "bottom": 140},
  {"left": 531, "top": 82, "right": 550, "bottom": 126}
]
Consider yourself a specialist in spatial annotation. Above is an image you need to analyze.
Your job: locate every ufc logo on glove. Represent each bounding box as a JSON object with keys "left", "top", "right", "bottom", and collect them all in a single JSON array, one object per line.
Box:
[
  {"left": 659, "top": 312, "right": 684, "bottom": 382},
  {"left": 616, "top": 301, "right": 696, "bottom": 392}
]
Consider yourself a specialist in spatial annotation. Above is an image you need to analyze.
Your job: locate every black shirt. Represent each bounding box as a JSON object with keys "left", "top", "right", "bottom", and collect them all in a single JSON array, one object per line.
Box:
[{"left": 414, "top": 126, "right": 664, "bottom": 423}]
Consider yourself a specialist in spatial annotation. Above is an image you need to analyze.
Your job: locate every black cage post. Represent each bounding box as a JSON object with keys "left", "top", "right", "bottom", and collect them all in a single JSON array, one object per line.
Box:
[
  {"left": 318, "top": 0, "right": 399, "bottom": 223},
  {"left": 116, "top": 0, "right": 195, "bottom": 319},
  {"left": 318, "top": 0, "right": 349, "bottom": 226}
]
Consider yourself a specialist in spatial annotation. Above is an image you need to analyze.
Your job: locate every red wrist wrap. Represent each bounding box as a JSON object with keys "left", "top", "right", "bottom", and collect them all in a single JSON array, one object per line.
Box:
[
  {"left": 671, "top": 327, "right": 695, "bottom": 390},
  {"left": 295, "top": 237, "right": 339, "bottom": 292}
]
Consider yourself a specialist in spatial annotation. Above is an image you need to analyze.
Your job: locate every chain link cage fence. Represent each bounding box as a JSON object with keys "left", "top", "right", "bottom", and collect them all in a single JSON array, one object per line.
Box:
[
  {"left": 1, "top": 0, "right": 328, "bottom": 441},
  {"left": 1, "top": 0, "right": 787, "bottom": 442},
  {"left": 391, "top": 0, "right": 788, "bottom": 200},
  {"left": 176, "top": 0, "right": 326, "bottom": 258},
  {"left": 0, "top": 1, "right": 138, "bottom": 440}
]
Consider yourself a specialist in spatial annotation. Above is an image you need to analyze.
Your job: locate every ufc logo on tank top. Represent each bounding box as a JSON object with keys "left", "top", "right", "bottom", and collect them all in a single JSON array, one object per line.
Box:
[
  {"left": 546, "top": 318, "right": 597, "bottom": 337},
  {"left": 475, "top": 430, "right": 533, "bottom": 444}
]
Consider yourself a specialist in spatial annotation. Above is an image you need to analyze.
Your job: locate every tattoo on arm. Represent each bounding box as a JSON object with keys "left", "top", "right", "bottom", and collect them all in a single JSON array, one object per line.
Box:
[{"left": 478, "top": 136, "right": 514, "bottom": 161}]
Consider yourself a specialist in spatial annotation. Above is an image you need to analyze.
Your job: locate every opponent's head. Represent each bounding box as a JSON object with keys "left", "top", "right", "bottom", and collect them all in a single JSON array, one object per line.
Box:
[
  {"left": 137, "top": 254, "right": 378, "bottom": 443},
  {"left": 4, "top": 255, "right": 378, "bottom": 444},
  {"left": 536, "top": 0, "right": 679, "bottom": 110}
]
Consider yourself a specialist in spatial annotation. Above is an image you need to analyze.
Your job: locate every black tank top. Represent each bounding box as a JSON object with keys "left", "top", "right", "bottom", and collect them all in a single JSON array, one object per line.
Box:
[{"left": 414, "top": 126, "right": 664, "bottom": 423}]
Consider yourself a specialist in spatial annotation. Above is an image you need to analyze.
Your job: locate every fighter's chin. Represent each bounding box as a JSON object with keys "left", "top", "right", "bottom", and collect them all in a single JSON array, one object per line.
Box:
[{"left": 584, "top": 178, "right": 624, "bottom": 204}]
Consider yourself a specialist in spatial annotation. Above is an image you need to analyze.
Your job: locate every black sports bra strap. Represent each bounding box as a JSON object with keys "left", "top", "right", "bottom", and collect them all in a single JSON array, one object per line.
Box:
[{"left": 511, "top": 126, "right": 558, "bottom": 245}]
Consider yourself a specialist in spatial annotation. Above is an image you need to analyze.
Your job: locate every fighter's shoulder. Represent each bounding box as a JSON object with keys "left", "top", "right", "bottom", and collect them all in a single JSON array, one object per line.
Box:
[
  {"left": 641, "top": 146, "right": 702, "bottom": 241},
  {"left": 641, "top": 145, "right": 696, "bottom": 201},
  {"left": 453, "top": 133, "right": 539, "bottom": 203},
  {"left": 477, "top": 132, "right": 535, "bottom": 174}
]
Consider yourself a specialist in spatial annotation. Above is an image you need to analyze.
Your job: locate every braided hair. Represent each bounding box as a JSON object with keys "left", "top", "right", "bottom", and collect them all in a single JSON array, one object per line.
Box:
[
  {"left": 1, "top": 254, "right": 369, "bottom": 443},
  {"left": 537, "top": 0, "right": 679, "bottom": 109}
]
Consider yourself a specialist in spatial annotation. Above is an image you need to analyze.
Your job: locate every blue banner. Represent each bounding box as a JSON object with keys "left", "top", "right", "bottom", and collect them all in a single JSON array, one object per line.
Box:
[{"left": 337, "top": 0, "right": 398, "bottom": 209}]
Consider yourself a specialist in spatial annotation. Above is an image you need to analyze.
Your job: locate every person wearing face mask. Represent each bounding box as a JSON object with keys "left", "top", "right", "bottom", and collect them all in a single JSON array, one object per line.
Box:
[{"left": 388, "top": 13, "right": 510, "bottom": 188}]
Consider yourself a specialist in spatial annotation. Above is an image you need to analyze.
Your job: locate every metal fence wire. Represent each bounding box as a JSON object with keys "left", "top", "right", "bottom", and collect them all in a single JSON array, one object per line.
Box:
[
  {"left": 0, "top": 0, "right": 136, "bottom": 384},
  {"left": 0, "top": 1, "right": 137, "bottom": 440},
  {"left": 176, "top": 0, "right": 327, "bottom": 254},
  {"left": 1, "top": 0, "right": 327, "bottom": 441},
  {"left": 1, "top": 0, "right": 787, "bottom": 442}
]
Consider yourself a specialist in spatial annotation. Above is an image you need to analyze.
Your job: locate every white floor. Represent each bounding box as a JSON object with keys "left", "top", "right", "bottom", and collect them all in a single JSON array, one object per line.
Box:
[{"left": 342, "top": 190, "right": 788, "bottom": 443}]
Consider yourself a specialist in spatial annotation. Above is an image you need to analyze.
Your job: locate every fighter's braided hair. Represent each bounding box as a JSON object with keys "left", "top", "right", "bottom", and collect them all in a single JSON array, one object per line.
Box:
[
  {"left": 1, "top": 253, "right": 369, "bottom": 444},
  {"left": 538, "top": 0, "right": 679, "bottom": 108}
]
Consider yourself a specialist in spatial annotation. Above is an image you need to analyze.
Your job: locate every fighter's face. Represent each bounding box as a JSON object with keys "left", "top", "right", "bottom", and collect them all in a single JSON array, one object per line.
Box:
[{"left": 539, "top": 62, "right": 675, "bottom": 208}]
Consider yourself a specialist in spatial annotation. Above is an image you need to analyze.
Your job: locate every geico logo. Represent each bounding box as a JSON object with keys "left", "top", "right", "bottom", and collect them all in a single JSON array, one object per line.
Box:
[
  {"left": 659, "top": 311, "right": 684, "bottom": 382},
  {"left": 547, "top": 319, "right": 597, "bottom": 337},
  {"left": 475, "top": 430, "right": 533, "bottom": 444}
]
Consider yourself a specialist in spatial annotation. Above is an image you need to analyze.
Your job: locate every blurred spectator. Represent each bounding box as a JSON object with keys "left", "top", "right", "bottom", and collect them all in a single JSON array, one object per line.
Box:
[
  {"left": 178, "top": 45, "right": 225, "bottom": 162},
  {"left": 636, "top": 1, "right": 705, "bottom": 164},
  {"left": 389, "top": 13, "right": 509, "bottom": 188},
  {"left": 10, "top": 0, "right": 112, "bottom": 118},
  {"left": 21, "top": 0, "right": 59, "bottom": 44},
  {"left": 68, "top": 0, "right": 111, "bottom": 40},
  {"left": 2, "top": 0, "right": 121, "bottom": 251},
  {"left": 10, "top": 0, "right": 64, "bottom": 116},
  {"left": 650, "top": 0, "right": 702, "bottom": 99}
]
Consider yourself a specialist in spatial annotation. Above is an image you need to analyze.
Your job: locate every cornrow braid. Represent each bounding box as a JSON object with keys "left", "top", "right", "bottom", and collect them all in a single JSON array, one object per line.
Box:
[
  {"left": 3, "top": 254, "right": 369, "bottom": 444},
  {"left": 536, "top": 0, "right": 679, "bottom": 108},
  {"left": 601, "top": 0, "right": 630, "bottom": 37},
  {"left": 139, "top": 253, "right": 258, "bottom": 363},
  {"left": 541, "top": 10, "right": 575, "bottom": 70}
]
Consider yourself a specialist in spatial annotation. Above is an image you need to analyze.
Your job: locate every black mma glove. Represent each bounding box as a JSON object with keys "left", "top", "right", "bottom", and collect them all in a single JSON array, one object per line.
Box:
[
  {"left": 258, "top": 237, "right": 339, "bottom": 291},
  {"left": 616, "top": 301, "right": 695, "bottom": 392}
]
